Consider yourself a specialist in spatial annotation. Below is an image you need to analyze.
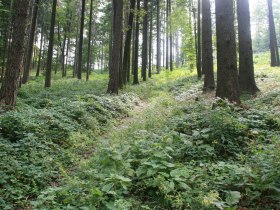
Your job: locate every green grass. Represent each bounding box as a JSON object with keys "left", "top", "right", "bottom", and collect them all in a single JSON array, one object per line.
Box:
[{"left": 0, "top": 60, "right": 280, "bottom": 209}]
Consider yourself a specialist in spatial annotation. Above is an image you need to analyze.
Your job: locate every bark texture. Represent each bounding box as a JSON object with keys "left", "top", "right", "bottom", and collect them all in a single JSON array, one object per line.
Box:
[
  {"left": 237, "top": 0, "right": 259, "bottom": 94},
  {"left": 215, "top": 0, "right": 240, "bottom": 103},
  {"left": 202, "top": 0, "right": 215, "bottom": 91},
  {"left": 0, "top": 0, "right": 30, "bottom": 107}
]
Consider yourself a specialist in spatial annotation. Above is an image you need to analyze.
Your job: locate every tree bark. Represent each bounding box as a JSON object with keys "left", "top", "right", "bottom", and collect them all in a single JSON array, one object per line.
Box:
[
  {"left": 0, "top": 0, "right": 29, "bottom": 108},
  {"left": 267, "top": 0, "right": 280, "bottom": 66},
  {"left": 86, "top": 0, "right": 94, "bottom": 81},
  {"left": 148, "top": 1, "right": 153, "bottom": 78},
  {"left": 142, "top": 0, "right": 148, "bottom": 81},
  {"left": 77, "top": 0, "right": 86, "bottom": 79},
  {"left": 123, "top": 0, "right": 136, "bottom": 84},
  {"left": 237, "top": 0, "right": 259, "bottom": 94},
  {"left": 169, "top": 0, "right": 173, "bottom": 71},
  {"left": 197, "top": 0, "right": 202, "bottom": 79},
  {"left": 107, "top": 0, "right": 123, "bottom": 94},
  {"left": 202, "top": 0, "right": 215, "bottom": 91},
  {"left": 215, "top": 0, "right": 240, "bottom": 103},
  {"left": 156, "top": 0, "right": 161, "bottom": 74},
  {"left": 133, "top": 0, "right": 140, "bottom": 85},
  {"left": 22, "top": 0, "right": 39, "bottom": 84},
  {"left": 44, "top": 0, "right": 57, "bottom": 88}
]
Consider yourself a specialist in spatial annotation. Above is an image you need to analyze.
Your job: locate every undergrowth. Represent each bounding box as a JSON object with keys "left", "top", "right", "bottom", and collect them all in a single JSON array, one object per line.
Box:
[{"left": 0, "top": 65, "right": 280, "bottom": 209}]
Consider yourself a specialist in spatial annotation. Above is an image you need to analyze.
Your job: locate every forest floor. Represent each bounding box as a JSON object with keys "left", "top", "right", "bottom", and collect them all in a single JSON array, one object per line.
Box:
[{"left": 0, "top": 54, "right": 280, "bottom": 209}]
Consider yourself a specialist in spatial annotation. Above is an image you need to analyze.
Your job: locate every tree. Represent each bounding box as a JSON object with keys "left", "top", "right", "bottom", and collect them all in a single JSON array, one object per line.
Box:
[
  {"left": 196, "top": 0, "right": 202, "bottom": 79},
  {"left": 133, "top": 0, "right": 140, "bottom": 85},
  {"left": 142, "top": 0, "right": 148, "bottom": 81},
  {"left": 45, "top": 0, "right": 57, "bottom": 88},
  {"left": 168, "top": 0, "right": 173, "bottom": 71},
  {"left": 77, "top": 0, "right": 85, "bottom": 79},
  {"left": 237, "top": 0, "right": 259, "bottom": 94},
  {"left": 156, "top": 0, "right": 161, "bottom": 74},
  {"left": 267, "top": 0, "right": 280, "bottom": 66},
  {"left": 0, "top": 0, "right": 30, "bottom": 107},
  {"left": 202, "top": 0, "right": 215, "bottom": 91},
  {"left": 215, "top": 0, "right": 240, "bottom": 103},
  {"left": 123, "top": 0, "right": 136, "bottom": 83},
  {"left": 108, "top": 0, "right": 123, "bottom": 94},
  {"left": 22, "top": 0, "right": 39, "bottom": 84},
  {"left": 86, "top": 0, "right": 94, "bottom": 81}
]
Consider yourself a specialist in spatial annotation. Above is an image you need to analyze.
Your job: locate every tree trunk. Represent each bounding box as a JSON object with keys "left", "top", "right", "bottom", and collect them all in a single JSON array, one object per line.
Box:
[
  {"left": 86, "top": 0, "right": 94, "bottom": 81},
  {"left": 169, "top": 0, "right": 173, "bottom": 71},
  {"left": 148, "top": 1, "right": 153, "bottom": 78},
  {"left": 197, "top": 0, "right": 202, "bottom": 79},
  {"left": 166, "top": 0, "right": 169, "bottom": 70},
  {"left": 107, "top": 0, "right": 123, "bottom": 94},
  {"left": 215, "top": 0, "right": 240, "bottom": 103},
  {"left": 22, "top": 0, "right": 39, "bottom": 84},
  {"left": 0, "top": 0, "right": 29, "bottom": 108},
  {"left": 36, "top": 25, "right": 44, "bottom": 77},
  {"left": 44, "top": 0, "right": 57, "bottom": 88},
  {"left": 123, "top": 0, "right": 136, "bottom": 84},
  {"left": 133, "top": 0, "right": 140, "bottom": 85},
  {"left": 142, "top": 0, "right": 148, "bottom": 81},
  {"left": 237, "top": 0, "right": 259, "bottom": 94},
  {"left": 156, "top": 0, "right": 161, "bottom": 74},
  {"left": 267, "top": 0, "right": 280, "bottom": 66},
  {"left": 77, "top": 0, "right": 86, "bottom": 79},
  {"left": 202, "top": 0, "right": 215, "bottom": 91}
]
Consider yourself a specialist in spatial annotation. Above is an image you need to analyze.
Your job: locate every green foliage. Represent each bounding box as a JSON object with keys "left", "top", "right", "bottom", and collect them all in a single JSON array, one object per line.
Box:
[
  {"left": 0, "top": 80, "right": 139, "bottom": 209},
  {"left": 31, "top": 91, "right": 280, "bottom": 209}
]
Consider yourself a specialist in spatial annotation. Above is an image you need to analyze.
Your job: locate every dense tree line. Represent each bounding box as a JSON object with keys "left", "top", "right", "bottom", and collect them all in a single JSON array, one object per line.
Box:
[{"left": 0, "top": 0, "right": 279, "bottom": 108}]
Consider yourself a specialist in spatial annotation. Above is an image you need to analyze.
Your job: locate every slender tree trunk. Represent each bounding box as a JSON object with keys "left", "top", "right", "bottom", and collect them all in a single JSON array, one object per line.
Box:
[
  {"left": 86, "top": 0, "right": 94, "bottom": 81},
  {"left": 267, "top": 0, "right": 280, "bottom": 66},
  {"left": 142, "top": 0, "right": 148, "bottom": 81},
  {"left": 123, "top": 0, "right": 136, "bottom": 84},
  {"left": 237, "top": 0, "right": 259, "bottom": 94},
  {"left": 148, "top": 2, "right": 153, "bottom": 78},
  {"left": 175, "top": 31, "right": 180, "bottom": 68},
  {"left": 168, "top": 0, "right": 173, "bottom": 71},
  {"left": 107, "top": 0, "right": 123, "bottom": 94},
  {"left": 133, "top": 0, "right": 140, "bottom": 84},
  {"left": 156, "top": 0, "right": 161, "bottom": 74},
  {"left": 36, "top": 25, "right": 44, "bottom": 77},
  {"left": 202, "top": 0, "right": 215, "bottom": 91},
  {"left": 0, "top": 0, "right": 29, "bottom": 108},
  {"left": 77, "top": 0, "right": 86, "bottom": 79},
  {"left": 215, "top": 0, "right": 240, "bottom": 103},
  {"left": 44, "top": 0, "right": 57, "bottom": 88},
  {"left": 22, "top": 0, "right": 39, "bottom": 84},
  {"left": 197, "top": 0, "right": 202, "bottom": 79},
  {"left": 166, "top": 0, "right": 169, "bottom": 70}
]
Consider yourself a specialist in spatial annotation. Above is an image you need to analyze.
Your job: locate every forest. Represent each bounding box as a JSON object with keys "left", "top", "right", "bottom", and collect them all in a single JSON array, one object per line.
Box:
[{"left": 0, "top": 0, "right": 280, "bottom": 209}]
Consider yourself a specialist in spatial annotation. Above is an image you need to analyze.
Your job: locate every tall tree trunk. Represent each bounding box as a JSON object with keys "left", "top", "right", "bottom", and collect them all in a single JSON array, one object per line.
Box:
[
  {"left": 86, "top": 0, "right": 94, "bottom": 81},
  {"left": 107, "top": 0, "right": 123, "bottom": 94},
  {"left": 165, "top": 0, "right": 169, "bottom": 70},
  {"left": 133, "top": 0, "right": 140, "bottom": 85},
  {"left": 44, "top": 0, "right": 57, "bottom": 88},
  {"left": 22, "top": 0, "right": 39, "bottom": 84},
  {"left": 36, "top": 25, "right": 44, "bottom": 77},
  {"left": 123, "top": 0, "right": 136, "bottom": 84},
  {"left": 237, "top": 0, "right": 259, "bottom": 94},
  {"left": 0, "top": 0, "right": 29, "bottom": 108},
  {"left": 202, "top": 0, "right": 215, "bottom": 91},
  {"left": 267, "top": 0, "right": 280, "bottom": 66},
  {"left": 175, "top": 31, "right": 180, "bottom": 68},
  {"left": 168, "top": 0, "right": 173, "bottom": 71},
  {"left": 215, "top": 0, "right": 240, "bottom": 103},
  {"left": 77, "top": 0, "right": 86, "bottom": 79},
  {"left": 142, "top": 0, "right": 148, "bottom": 81},
  {"left": 156, "top": 0, "right": 161, "bottom": 74},
  {"left": 148, "top": 2, "right": 153, "bottom": 78},
  {"left": 197, "top": 0, "right": 202, "bottom": 79}
]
